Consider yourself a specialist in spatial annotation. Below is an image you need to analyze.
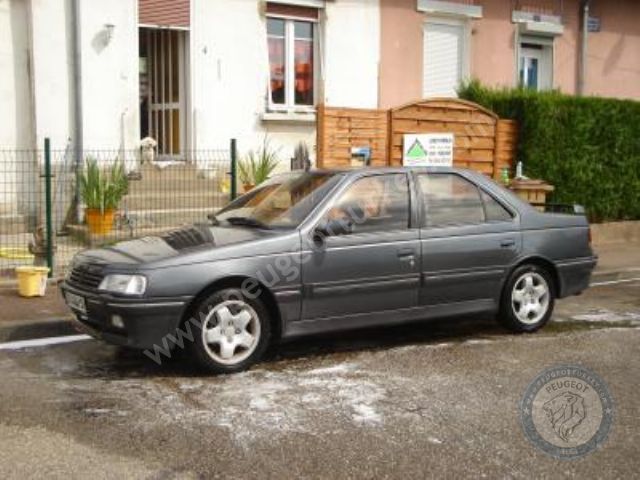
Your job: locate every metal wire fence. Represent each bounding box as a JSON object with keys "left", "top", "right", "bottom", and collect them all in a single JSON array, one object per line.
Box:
[{"left": 0, "top": 143, "right": 233, "bottom": 280}]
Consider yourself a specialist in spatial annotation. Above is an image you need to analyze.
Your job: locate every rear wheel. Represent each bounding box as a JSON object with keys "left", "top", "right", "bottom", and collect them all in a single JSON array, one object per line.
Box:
[
  {"left": 188, "top": 288, "right": 271, "bottom": 374},
  {"left": 499, "top": 264, "right": 555, "bottom": 332}
]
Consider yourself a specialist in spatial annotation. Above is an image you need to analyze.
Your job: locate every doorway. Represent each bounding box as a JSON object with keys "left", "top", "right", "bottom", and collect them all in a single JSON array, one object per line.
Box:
[
  {"left": 518, "top": 40, "right": 552, "bottom": 91},
  {"left": 139, "top": 27, "right": 188, "bottom": 159}
]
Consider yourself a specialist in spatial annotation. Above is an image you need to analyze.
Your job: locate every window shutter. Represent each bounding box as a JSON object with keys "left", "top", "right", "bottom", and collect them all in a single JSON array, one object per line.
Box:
[
  {"left": 423, "top": 22, "right": 464, "bottom": 98},
  {"left": 139, "top": 0, "right": 190, "bottom": 28},
  {"left": 266, "top": 3, "right": 319, "bottom": 20}
]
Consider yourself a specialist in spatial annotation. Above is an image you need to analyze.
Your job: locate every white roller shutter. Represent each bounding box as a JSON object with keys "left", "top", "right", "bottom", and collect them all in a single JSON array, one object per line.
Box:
[{"left": 423, "top": 20, "right": 466, "bottom": 98}]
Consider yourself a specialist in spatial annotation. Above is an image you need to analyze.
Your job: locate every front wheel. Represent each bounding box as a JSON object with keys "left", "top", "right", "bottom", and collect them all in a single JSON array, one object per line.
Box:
[
  {"left": 499, "top": 265, "right": 555, "bottom": 332},
  {"left": 187, "top": 288, "right": 271, "bottom": 374}
]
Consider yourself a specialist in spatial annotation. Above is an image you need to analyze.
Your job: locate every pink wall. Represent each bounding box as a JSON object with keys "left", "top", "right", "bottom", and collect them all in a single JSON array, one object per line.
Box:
[
  {"left": 544, "top": 0, "right": 640, "bottom": 99},
  {"left": 379, "top": 0, "right": 424, "bottom": 108},
  {"left": 553, "top": 2, "right": 581, "bottom": 94},
  {"left": 378, "top": 0, "right": 640, "bottom": 106},
  {"left": 469, "top": 0, "right": 516, "bottom": 88},
  {"left": 583, "top": 0, "right": 640, "bottom": 99}
]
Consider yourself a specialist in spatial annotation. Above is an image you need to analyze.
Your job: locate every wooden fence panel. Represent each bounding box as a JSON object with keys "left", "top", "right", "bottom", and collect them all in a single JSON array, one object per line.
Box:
[
  {"left": 317, "top": 99, "right": 518, "bottom": 178},
  {"left": 388, "top": 99, "right": 499, "bottom": 176},
  {"left": 317, "top": 104, "right": 389, "bottom": 168}
]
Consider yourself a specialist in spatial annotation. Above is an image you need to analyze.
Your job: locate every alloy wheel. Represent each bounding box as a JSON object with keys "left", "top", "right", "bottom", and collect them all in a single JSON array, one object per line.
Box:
[
  {"left": 511, "top": 272, "right": 550, "bottom": 325},
  {"left": 201, "top": 300, "right": 261, "bottom": 365}
]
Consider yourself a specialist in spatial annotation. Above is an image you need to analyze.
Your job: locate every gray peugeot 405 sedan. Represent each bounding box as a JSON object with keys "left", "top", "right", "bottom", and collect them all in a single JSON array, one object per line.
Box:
[{"left": 61, "top": 167, "right": 597, "bottom": 373}]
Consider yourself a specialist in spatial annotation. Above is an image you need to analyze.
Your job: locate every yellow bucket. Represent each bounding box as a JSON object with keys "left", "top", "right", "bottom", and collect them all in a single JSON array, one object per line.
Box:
[{"left": 15, "top": 266, "right": 50, "bottom": 297}]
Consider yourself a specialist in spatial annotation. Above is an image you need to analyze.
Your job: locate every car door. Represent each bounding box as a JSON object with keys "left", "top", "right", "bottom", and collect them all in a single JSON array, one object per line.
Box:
[
  {"left": 416, "top": 172, "right": 521, "bottom": 310},
  {"left": 301, "top": 173, "right": 421, "bottom": 321}
]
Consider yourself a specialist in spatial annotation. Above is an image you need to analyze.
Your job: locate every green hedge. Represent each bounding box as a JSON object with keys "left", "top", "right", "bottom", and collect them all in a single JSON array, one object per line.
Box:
[{"left": 458, "top": 80, "right": 640, "bottom": 222}]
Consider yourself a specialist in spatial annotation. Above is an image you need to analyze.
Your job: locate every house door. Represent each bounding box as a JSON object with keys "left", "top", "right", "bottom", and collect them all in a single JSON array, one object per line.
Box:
[
  {"left": 139, "top": 28, "right": 187, "bottom": 159},
  {"left": 519, "top": 43, "right": 552, "bottom": 91}
]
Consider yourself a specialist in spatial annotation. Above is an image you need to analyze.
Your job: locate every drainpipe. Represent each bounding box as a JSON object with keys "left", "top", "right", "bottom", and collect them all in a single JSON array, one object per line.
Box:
[
  {"left": 577, "top": 0, "right": 590, "bottom": 95},
  {"left": 70, "top": 0, "right": 83, "bottom": 222}
]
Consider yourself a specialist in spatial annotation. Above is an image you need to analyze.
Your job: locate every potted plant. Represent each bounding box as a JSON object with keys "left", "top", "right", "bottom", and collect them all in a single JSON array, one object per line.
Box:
[
  {"left": 237, "top": 158, "right": 255, "bottom": 193},
  {"left": 79, "top": 158, "right": 128, "bottom": 235},
  {"left": 238, "top": 138, "right": 280, "bottom": 192}
]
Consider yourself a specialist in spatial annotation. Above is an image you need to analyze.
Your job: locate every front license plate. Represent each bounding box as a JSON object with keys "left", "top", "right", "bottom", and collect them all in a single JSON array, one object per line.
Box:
[{"left": 66, "top": 292, "right": 87, "bottom": 314}]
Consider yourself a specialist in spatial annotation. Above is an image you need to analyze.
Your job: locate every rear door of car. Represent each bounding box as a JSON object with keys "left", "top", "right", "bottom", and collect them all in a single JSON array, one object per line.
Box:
[
  {"left": 301, "top": 172, "right": 421, "bottom": 321},
  {"left": 415, "top": 171, "right": 521, "bottom": 310}
]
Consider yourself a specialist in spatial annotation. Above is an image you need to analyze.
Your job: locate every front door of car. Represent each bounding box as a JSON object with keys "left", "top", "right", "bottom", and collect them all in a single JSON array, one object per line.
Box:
[
  {"left": 301, "top": 173, "right": 420, "bottom": 321},
  {"left": 416, "top": 172, "right": 521, "bottom": 308}
]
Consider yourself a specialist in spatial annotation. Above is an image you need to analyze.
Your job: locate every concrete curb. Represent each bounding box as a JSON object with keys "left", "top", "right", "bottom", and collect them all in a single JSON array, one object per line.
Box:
[
  {"left": 590, "top": 268, "right": 640, "bottom": 284},
  {"left": 0, "top": 318, "right": 77, "bottom": 344}
]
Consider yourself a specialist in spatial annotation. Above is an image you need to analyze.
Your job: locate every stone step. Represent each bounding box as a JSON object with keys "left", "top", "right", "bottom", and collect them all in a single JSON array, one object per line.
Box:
[
  {"left": 67, "top": 207, "right": 222, "bottom": 246},
  {"left": 122, "top": 191, "right": 230, "bottom": 210},
  {"left": 124, "top": 207, "right": 217, "bottom": 228},
  {"left": 128, "top": 173, "right": 229, "bottom": 195},
  {"left": 127, "top": 180, "right": 224, "bottom": 195},
  {"left": 134, "top": 162, "right": 229, "bottom": 182},
  {"left": 0, "top": 214, "right": 29, "bottom": 235}
]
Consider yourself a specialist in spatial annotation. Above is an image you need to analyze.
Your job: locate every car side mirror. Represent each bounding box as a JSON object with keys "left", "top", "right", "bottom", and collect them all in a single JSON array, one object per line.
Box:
[{"left": 313, "top": 218, "right": 353, "bottom": 247}]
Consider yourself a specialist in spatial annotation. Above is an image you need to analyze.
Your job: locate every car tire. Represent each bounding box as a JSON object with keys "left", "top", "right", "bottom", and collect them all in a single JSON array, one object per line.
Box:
[
  {"left": 498, "top": 264, "right": 555, "bottom": 332},
  {"left": 187, "top": 288, "right": 271, "bottom": 374}
]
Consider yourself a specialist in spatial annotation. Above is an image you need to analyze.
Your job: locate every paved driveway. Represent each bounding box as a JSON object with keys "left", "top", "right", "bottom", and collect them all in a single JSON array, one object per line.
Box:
[{"left": 0, "top": 281, "right": 639, "bottom": 479}]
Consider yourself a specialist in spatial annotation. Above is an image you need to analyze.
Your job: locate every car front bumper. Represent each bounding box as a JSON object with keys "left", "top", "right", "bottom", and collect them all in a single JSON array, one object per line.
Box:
[{"left": 60, "top": 281, "right": 193, "bottom": 350}]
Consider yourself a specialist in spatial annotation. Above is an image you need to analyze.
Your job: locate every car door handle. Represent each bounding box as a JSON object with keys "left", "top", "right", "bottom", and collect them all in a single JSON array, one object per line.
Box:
[
  {"left": 397, "top": 248, "right": 415, "bottom": 258},
  {"left": 500, "top": 239, "right": 516, "bottom": 248}
]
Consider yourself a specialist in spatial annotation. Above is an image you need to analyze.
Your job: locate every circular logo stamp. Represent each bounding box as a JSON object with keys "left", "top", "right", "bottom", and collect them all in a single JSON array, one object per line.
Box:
[{"left": 520, "top": 365, "right": 614, "bottom": 459}]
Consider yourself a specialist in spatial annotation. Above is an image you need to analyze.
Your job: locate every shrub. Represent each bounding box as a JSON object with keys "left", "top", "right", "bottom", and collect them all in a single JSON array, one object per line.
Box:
[{"left": 458, "top": 80, "right": 640, "bottom": 221}]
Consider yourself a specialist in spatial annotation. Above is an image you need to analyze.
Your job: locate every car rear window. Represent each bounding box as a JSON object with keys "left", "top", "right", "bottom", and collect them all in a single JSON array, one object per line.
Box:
[{"left": 418, "top": 173, "right": 512, "bottom": 227}]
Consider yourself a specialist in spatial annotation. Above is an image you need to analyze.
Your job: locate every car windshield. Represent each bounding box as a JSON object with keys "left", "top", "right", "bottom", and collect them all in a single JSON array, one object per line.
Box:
[{"left": 216, "top": 171, "right": 343, "bottom": 229}]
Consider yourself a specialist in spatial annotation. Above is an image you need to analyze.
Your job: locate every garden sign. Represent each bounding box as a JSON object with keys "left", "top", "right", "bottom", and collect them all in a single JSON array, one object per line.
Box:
[{"left": 403, "top": 133, "right": 454, "bottom": 167}]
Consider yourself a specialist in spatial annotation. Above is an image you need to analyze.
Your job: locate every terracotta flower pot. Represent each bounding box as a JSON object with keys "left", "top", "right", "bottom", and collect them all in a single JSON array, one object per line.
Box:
[
  {"left": 85, "top": 208, "right": 115, "bottom": 235},
  {"left": 242, "top": 183, "right": 255, "bottom": 193}
]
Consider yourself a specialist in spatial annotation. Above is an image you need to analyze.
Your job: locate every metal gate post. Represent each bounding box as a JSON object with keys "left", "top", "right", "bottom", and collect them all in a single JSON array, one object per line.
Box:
[
  {"left": 44, "top": 138, "right": 54, "bottom": 277},
  {"left": 230, "top": 138, "right": 238, "bottom": 201}
]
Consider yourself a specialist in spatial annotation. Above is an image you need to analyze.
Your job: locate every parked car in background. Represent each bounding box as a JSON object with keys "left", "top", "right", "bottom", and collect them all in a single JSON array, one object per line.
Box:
[{"left": 61, "top": 167, "right": 597, "bottom": 373}]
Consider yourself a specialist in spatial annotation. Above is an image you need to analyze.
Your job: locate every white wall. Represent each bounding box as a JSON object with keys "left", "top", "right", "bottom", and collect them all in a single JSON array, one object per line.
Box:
[
  {"left": 0, "top": 0, "right": 34, "bottom": 213},
  {"left": 28, "top": 0, "right": 74, "bottom": 153},
  {"left": 191, "top": 0, "right": 315, "bottom": 169},
  {"left": 26, "top": 0, "right": 139, "bottom": 160},
  {"left": 0, "top": 0, "right": 34, "bottom": 149},
  {"left": 79, "top": 0, "right": 139, "bottom": 161},
  {"left": 323, "top": 0, "right": 380, "bottom": 108},
  {"left": 191, "top": 0, "right": 380, "bottom": 169}
]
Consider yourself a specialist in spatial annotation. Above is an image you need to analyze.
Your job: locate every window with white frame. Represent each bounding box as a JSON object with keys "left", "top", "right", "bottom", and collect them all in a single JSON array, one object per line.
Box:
[
  {"left": 518, "top": 36, "right": 553, "bottom": 90},
  {"left": 423, "top": 18, "right": 469, "bottom": 98},
  {"left": 267, "top": 16, "right": 316, "bottom": 110}
]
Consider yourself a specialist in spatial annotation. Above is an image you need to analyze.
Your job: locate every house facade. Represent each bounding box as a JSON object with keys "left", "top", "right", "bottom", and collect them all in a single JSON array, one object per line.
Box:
[
  {"left": 1, "top": 0, "right": 638, "bottom": 168},
  {"left": 379, "top": 0, "right": 640, "bottom": 107},
  {"left": 0, "top": 0, "right": 381, "bottom": 165}
]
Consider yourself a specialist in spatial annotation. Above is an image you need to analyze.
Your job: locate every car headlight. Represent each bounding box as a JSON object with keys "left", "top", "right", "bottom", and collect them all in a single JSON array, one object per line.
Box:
[{"left": 98, "top": 274, "right": 147, "bottom": 295}]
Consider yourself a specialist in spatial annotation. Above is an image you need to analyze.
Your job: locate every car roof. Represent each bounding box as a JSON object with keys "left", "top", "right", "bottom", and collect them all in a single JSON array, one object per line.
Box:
[{"left": 307, "top": 166, "right": 470, "bottom": 176}]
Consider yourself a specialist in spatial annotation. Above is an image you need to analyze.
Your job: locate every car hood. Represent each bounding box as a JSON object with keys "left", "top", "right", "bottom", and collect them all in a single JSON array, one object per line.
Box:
[{"left": 75, "top": 224, "right": 289, "bottom": 268}]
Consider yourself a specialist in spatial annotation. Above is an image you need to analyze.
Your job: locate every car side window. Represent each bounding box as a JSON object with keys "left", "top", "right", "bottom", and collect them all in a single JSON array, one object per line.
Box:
[
  {"left": 481, "top": 190, "right": 514, "bottom": 222},
  {"left": 418, "top": 174, "right": 485, "bottom": 227},
  {"left": 323, "top": 174, "right": 410, "bottom": 234}
]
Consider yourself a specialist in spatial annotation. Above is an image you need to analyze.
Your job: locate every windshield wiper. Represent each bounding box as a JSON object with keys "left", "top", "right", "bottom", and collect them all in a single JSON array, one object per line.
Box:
[
  {"left": 225, "top": 216, "right": 271, "bottom": 230},
  {"left": 207, "top": 213, "right": 220, "bottom": 226}
]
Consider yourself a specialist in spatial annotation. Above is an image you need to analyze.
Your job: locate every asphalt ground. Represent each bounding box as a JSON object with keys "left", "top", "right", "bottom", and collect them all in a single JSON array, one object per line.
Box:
[{"left": 0, "top": 280, "right": 638, "bottom": 479}]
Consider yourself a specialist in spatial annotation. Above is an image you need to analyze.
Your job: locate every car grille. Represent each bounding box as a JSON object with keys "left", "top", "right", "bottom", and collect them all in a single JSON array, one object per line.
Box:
[{"left": 68, "top": 263, "right": 105, "bottom": 290}]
